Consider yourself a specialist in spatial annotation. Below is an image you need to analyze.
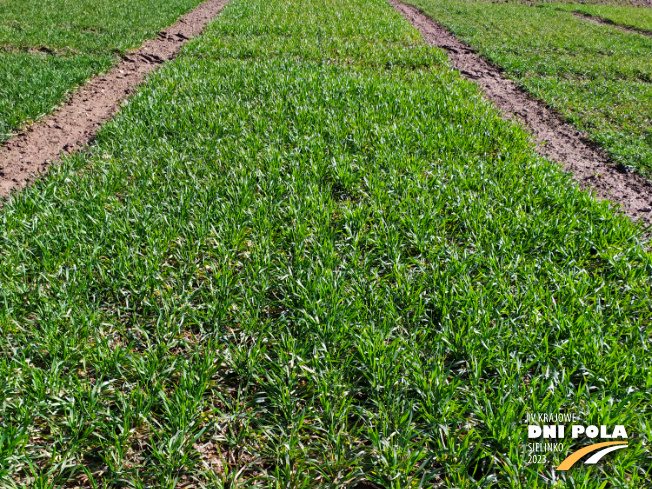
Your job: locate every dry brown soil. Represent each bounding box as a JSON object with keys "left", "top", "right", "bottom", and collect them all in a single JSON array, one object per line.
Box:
[
  {"left": 390, "top": 0, "right": 652, "bottom": 225},
  {"left": 0, "top": 0, "right": 230, "bottom": 198}
]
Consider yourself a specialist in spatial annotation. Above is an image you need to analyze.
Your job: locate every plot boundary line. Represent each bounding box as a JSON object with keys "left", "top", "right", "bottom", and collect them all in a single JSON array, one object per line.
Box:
[
  {"left": 389, "top": 0, "right": 652, "bottom": 225},
  {"left": 571, "top": 11, "right": 652, "bottom": 38},
  {"left": 0, "top": 0, "right": 231, "bottom": 199}
]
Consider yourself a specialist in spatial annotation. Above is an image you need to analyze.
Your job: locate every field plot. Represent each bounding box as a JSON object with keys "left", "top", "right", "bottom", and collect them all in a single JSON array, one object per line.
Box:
[
  {"left": 0, "top": 52, "right": 111, "bottom": 141},
  {"left": 1, "top": 0, "right": 651, "bottom": 487},
  {"left": 406, "top": 0, "right": 652, "bottom": 178},
  {"left": 553, "top": 3, "right": 652, "bottom": 33},
  {"left": 0, "top": 0, "right": 206, "bottom": 141}
]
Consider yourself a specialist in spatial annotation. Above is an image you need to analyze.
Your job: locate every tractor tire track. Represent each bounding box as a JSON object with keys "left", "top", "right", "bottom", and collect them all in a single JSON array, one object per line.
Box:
[
  {"left": 0, "top": 0, "right": 230, "bottom": 198},
  {"left": 572, "top": 11, "right": 652, "bottom": 39},
  {"left": 390, "top": 0, "right": 652, "bottom": 225}
]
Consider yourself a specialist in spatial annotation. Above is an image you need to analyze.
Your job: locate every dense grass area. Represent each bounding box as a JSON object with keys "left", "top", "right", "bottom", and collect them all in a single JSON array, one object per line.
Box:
[
  {"left": 553, "top": 3, "right": 652, "bottom": 32},
  {"left": 0, "top": 0, "right": 206, "bottom": 54},
  {"left": 440, "top": 0, "right": 652, "bottom": 7},
  {"left": 1, "top": 0, "right": 651, "bottom": 487},
  {"left": 0, "top": 52, "right": 112, "bottom": 140},
  {"left": 0, "top": 0, "right": 205, "bottom": 143},
  {"left": 407, "top": 0, "right": 652, "bottom": 177}
]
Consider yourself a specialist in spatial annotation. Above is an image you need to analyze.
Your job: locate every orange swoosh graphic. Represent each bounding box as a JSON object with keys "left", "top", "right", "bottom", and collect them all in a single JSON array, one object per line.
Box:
[{"left": 557, "top": 441, "right": 628, "bottom": 471}]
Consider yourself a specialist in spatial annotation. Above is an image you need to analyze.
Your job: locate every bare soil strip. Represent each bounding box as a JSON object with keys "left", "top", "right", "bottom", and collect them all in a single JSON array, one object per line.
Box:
[
  {"left": 390, "top": 0, "right": 652, "bottom": 225},
  {"left": 0, "top": 0, "right": 230, "bottom": 198},
  {"left": 572, "top": 11, "right": 652, "bottom": 38}
]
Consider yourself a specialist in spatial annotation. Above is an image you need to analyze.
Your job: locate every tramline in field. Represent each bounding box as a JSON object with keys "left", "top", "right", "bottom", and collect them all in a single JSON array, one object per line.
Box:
[
  {"left": 0, "top": 0, "right": 207, "bottom": 142},
  {"left": 0, "top": 0, "right": 650, "bottom": 487},
  {"left": 407, "top": 0, "right": 652, "bottom": 178}
]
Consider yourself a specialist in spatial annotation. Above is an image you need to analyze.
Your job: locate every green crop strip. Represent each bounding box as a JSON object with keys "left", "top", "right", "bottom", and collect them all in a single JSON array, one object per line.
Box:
[
  {"left": 1, "top": 0, "right": 651, "bottom": 487},
  {"left": 0, "top": 0, "right": 206, "bottom": 143},
  {"left": 406, "top": 0, "right": 652, "bottom": 178},
  {"left": 553, "top": 3, "right": 652, "bottom": 33},
  {"left": 0, "top": 52, "right": 113, "bottom": 140},
  {"left": 0, "top": 0, "right": 206, "bottom": 54}
]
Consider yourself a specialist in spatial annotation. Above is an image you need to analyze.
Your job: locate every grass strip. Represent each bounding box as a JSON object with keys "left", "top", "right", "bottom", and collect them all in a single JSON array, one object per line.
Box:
[
  {"left": 406, "top": 0, "right": 652, "bottom": 177},
  {"left": 0, "top": 0, "right": 651, "bottom": 487},
  {"left": 0, "top": 51, "right": 112, "bottom": 140},
  {"left": 0, "top": 0, "right": 205, "bottom": 54},
  {"left": 0, "top": 0, "right": 207, "bottom": 143}
]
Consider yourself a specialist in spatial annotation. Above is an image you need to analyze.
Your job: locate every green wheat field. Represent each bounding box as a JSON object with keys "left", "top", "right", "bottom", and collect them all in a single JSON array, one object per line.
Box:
[{"left": 0, "top": 0, "right": 650, "bottom": 487}]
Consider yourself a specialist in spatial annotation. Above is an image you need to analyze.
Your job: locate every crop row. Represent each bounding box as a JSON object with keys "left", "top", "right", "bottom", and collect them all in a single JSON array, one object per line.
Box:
[
  {"left": 407, "top": 0, "right": 652, "bottom": 177},
  {"left": 0, "top": 0, "right": 205, "bottom": 141},
  {"left": 0, "top": 0, "right": 650, "bottom": 487}
]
